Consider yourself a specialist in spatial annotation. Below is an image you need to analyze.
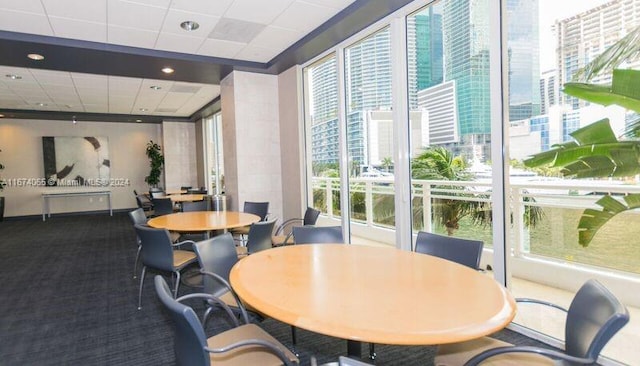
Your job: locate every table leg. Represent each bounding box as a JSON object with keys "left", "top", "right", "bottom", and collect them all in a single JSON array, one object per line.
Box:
[{"left": 347, "top": 340, "right": 362, "bottom": 358}]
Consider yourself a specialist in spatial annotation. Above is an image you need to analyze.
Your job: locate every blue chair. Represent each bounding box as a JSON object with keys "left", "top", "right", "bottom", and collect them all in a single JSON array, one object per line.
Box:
[
  {"left": 292, "top": 226, "right": 344, "bottom": 244},
  {"left": 154, "top": 275, "right": 298, "bottom": 366},
  {"left": 414, "top": 231, "right": 483, "bottom": 270},
  {"left": 435, "top": 279, "right": 629, "bottom": 365},
  {"left": 134, "top": 224, "right": 197, "bottom": 310},
  {"left": 272, "top": 207, "right": 321, "bottom": 246}
]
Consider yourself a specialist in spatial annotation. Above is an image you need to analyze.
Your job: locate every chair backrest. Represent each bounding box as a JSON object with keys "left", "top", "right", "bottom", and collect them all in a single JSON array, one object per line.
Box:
[
  {"left": 565, "top": 279, "right": 629, "bottom": 361},
  {"left": 246, "top": 219, "right": 277, "bottom": 254},
  {"left": 182, "top": 200, "right": 209, "bottom": 212},
  {"left": 128, "top": 208, "right": 148, "bottom": 226},
  {"left": 243, "top": 201, "right": 269, "bottom": 221},
  {"left": 154, "top": 275, "right": 210, "bottom": 366},
  {"left": 303, "top": 207, "right": 321, "bottom": 226},
  {"left": 187, "top": 187, "right": 207, "bottom": 194},
  {"left": 414, "top": 231, "right": 483, "bottom": 270},
  {"left": 134, "top": 224, "right": 175, "bottom": 272},
  {"left": 338, "top": 356, "right": 374, "bottom": 366},
  {"left": 152, "top": 198, "right": 174, "bottom": 216},
  {"left": 193, "top": 233, "right": 238, "bottom": 297},
  {"left": 292, "top": 226, "right": 344, "bottom": 244}
]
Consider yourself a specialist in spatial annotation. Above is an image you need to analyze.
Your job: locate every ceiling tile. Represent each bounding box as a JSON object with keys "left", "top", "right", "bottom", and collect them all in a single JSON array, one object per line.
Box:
[
  {"left": 71, "top": 73, "right": 108, "bottom": 88},
  {"left": 251, "top": 26, "right": 304, "bottom": 52},
  {"left": 108, "top": 25, "right": 158, "bottom": 48},
  {"left": 49, "top": 17, "right": 108, "bottom": 43},
  {"left": 169, "top": 0, "right": 233, "bottom": 17},
  {"left": 0, "top": 0, "right": 45, "bottom": 13},
  {"left": 223, "top": 0, "right": 295, "bottom": 25},
  {"left": 272, "top": 1, "right": 338, "bottom": 33},
  {"left": 302, "top": 0, "right": 356, "bottom": 10},
  {"left": 155, "top": 32, "right": 206, "bottom": 54},
  {"left": 234, "top": 44, "right": 279, "bottom": 63},
  {"left": 109, "top": 76, "right": 142, "bottom": 90},
  {"left": 0, "top": 9, "right": 53, "bottom": 35},
  {"left": 160, "top": 8, "right": 219, "bottom": 36},
  {"left": 29, "top": 69, "right": 75, "bottom": 86},
  {"left": 122, "top": 0, "right": 171, "bottom": 7},
  {"left": 41, "top": 0, "right": 107, "bottom": 23},
  {"left": 208, "top": 17, "right": 265, "bottom": 44},
  {"left": 107, "top": 0, "right": 167, "bottom": 31},
  {"left": 197, "top": 38, "right": 244, "bottom": 58}
]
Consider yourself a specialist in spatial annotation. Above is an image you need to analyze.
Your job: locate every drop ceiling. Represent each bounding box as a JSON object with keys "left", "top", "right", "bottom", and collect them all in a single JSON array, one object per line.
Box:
[{"left": 0, "top": 0, "right": 414, "bottom": 123}]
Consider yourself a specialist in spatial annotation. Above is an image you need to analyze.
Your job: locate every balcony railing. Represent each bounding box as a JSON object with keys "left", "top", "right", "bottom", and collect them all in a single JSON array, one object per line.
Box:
[{"left": 311, "top": 176, "right": 640, "bottom": 305}]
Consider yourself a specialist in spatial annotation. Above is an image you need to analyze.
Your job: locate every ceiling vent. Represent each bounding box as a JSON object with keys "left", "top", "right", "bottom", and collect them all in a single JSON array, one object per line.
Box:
[
  {"left": 209, "top": 18, "right": 265, "bottom": 43},
  {"left": 169, "top": 85, "right": 202, "bottom": 93}
]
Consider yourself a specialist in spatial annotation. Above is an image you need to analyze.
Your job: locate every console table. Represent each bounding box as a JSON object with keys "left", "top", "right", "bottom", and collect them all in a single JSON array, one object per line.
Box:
[{"left": 42, "top": 191, "right": 112, "bottom": 221}]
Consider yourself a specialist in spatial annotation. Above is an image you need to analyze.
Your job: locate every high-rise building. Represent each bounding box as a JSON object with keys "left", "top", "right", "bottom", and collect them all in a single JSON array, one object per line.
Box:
[
  {"left": 555, "top": 0, "right": 640, "bottom": 108},
  {"left": 539, "top": 69, "right": 559, "bottom": 115}
]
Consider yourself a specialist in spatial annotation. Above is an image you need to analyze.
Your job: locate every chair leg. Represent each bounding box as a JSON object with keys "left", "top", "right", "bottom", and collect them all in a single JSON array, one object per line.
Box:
[
  {"left": 173, "top": 271, "right": 181, "bottom": 298},
  {"left": 133, "top": 245, "right": 141, "bottom": 279},
  {"left": 137, "top": 266, "right": 147, "bottom": 310},
  {"left": 290, "top": 325, "right": 299, "bottom": 357},
  {"left": 369, "top": 343, "right": 376, "bottom": 360}
]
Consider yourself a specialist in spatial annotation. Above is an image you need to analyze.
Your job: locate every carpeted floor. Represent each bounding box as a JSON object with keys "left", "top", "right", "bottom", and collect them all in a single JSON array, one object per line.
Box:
[{"left": 0, "top": 212, "right": 550, "bottom": 365}]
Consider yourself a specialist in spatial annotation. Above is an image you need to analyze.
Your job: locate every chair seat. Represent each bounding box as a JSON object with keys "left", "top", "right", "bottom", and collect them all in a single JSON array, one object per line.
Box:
[
  {"left": 207, "top": 323, "right": 298, "bottom": 366},
  {"left": 230, "top": 226, "right": 250, "bottom": 235},
  {"left": 435, "top": 337, "right": 554, "bottom": 366},
  {"left": 173, "top": 250, "right": 197, "bottom": 268},
  {"left": 271, "top": 234, "right": 293, "bottom": 246},
  {"left": 218, "top": 291, "right": 261, "bottom": 315}
]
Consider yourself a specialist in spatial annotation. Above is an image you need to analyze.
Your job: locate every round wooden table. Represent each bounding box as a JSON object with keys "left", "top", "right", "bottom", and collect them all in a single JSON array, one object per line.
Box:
[
  {"left": 157, "top": 194, "right": 206, "bottom": 202},
  {"left": 147, "top": 211, "right": 260, "bottom": 232},
  {"left": 230, "top": 244, "right": 516, "bottom": 356}
]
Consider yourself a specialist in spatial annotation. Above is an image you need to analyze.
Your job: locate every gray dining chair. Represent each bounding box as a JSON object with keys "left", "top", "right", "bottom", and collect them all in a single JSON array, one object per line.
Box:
[
  {"left": 272, "top": 207, "right": 321, "bottom": 246},
  {"left": 292, "top": 225, "right": 344, "bottom": 244},
  {"left": 134, "top": 224, "right": 197, "bottom": 310},
  {"left": 435, "top": 279, "right": 629, "bottom": 366},
  {"left": 414, "top": 231, "right": 484, "bottom": 270},
  {"left": 192, "top": 233, "right": 256, "bottom": 324},
  {"left": 154, "top": 275, "right": 299, "bottom": 366},
  {"left": 151, "top": 197, "right": 174, "bottom": 216},
  {"left": 230, "top": 201, "right": 270, "bottom": 244},
  {"left": 128, "top": 208, "right": 148, "bottom": 279}
]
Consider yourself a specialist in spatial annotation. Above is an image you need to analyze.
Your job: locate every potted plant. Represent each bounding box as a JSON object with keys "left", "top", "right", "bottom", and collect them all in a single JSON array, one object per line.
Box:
[
  {"left": 0, "top": 149, "right": 5, "bottom": 221},
  {"left": 144, "top": 141, "right": 164, "bottom": 188}
]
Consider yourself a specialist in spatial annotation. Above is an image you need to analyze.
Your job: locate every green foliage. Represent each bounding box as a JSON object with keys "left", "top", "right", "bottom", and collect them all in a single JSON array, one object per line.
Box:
[
  {"left": 144, "top": 141, "right": 164, "bottom": 187},
  {"left": 524, "top": 26, "right": 640, "bottom": 246},
  {"left": 411, "top": 146, "right": 490, "bottom": 235}
]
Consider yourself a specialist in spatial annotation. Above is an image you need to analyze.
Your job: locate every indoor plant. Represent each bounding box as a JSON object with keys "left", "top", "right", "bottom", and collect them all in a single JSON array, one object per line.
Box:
[{"left": 144, "top": 141, "right": 164, "bottom": 188}]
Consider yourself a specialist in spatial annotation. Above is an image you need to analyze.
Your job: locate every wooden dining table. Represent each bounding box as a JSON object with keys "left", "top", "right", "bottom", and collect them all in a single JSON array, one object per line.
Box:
[
  {"left": 229, "top": 244, "right": 516, "bottom": 358},
  {"left": 156, "top": 193, "right": 206, "bottom": 203},
  {"left": 147, "top": 211, "right": 260, "bottom": 233}
]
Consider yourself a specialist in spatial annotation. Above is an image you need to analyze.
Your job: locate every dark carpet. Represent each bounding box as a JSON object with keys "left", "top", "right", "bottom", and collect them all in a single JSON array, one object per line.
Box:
[{"left": 0, "top": 212, "right": 549, "bottom": 365}]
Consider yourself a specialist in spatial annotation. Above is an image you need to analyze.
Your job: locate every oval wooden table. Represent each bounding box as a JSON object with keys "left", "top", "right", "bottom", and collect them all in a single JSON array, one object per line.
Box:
[
  {"left": 147, "top": 211, "right": 260, "bottom": 233},
  {"left": 230, "top": 244, "right": 516, "bottom": 358}
]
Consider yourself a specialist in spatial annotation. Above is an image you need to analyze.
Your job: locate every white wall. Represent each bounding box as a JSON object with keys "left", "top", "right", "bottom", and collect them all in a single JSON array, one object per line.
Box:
[
  {"left": 0, "top": 118, "right": 160, "bottom": 217},
  {"left": 221, "top": 71, "right": 283, "bottom": 221}
]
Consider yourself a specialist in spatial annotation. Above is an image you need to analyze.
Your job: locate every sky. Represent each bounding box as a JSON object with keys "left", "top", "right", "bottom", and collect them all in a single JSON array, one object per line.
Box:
[{"left": 538, "top": 0, "right": 611, "bottom": 71}]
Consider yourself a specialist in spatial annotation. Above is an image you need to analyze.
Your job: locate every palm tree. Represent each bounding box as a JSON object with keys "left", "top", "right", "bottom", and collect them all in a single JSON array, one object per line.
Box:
[
  {"left": 411, "top": 147, "right": 490, "bottom": 236},
  {"left": 381, "top": 156, "right": 393, "bottom": 172},
  {"left": 524, "top": 25, "right": 640, "bottom": 246}
]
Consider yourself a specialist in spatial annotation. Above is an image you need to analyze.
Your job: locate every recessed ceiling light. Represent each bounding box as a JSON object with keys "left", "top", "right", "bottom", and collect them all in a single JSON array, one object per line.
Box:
[
  {"left": 139, "top": 108, "right": 148, "bottom": 112},
  {"left": 150, "top": 85, "right": 162, "bottom": 90},
  {"left": 6, "top": 74, "right": 22, "bottom": 80},
  {"left": 180, "top": 20, "right": 199, "bottom": 31},
  {"left": 161, "top": 67, "right": 174, "bottom": 74},
  {"left": 37, "top": 102, "right": 48, "bottom": 107},
  {"left": 135, "top": 119, "right": 142, "bottom": 123},
  {"left": 27, "top": 53, "right": 44, "bottom": 61}
]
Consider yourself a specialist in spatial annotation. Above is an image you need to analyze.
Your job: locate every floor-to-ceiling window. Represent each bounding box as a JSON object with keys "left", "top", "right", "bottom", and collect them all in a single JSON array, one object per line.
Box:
[
  {"left": 406, "top": 0, "right": 495, "bottom": 249},
  {"left": 344, "top": 27, "right": 397, "bottom": 244},
  {"left": 301, "top": 1, "right": 639, "bottom": 363},
  {"left": 506, "top": 1, "right": 640, "bottom": 363},
  {"left": 303, "top": 54, "right": 342, "bottom": 220}
]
